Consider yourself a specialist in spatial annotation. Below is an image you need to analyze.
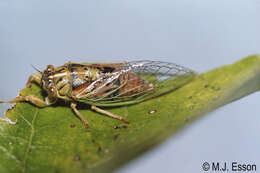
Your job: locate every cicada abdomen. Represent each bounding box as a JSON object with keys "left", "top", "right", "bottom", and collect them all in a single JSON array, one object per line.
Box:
[
  {"left": 73, "top": 61, "right": 196, "bottom": 106},
  {"left": 69, "top": 64, "right": 153, "bottom": 100},
  {"left": 117, "top": 71, "right": 154, "bottom": 97}
]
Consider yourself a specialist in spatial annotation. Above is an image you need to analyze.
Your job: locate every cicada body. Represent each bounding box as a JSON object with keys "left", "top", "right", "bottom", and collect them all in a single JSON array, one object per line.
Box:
[{"left": 0, "top": 61, "right": 196, "bottom": 130}]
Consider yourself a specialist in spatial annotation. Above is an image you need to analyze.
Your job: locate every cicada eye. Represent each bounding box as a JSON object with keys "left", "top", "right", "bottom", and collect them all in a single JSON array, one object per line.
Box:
[
  {"left": 47, "top": 68, "right": 52, "bottom": 75},
  {"left": 46, "top": 65, "right": 55, "bottom": 74}
]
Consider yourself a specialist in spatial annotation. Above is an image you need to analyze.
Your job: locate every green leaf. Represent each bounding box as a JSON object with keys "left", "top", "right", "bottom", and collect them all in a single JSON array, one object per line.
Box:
[{"left": 0, "top": 55, "right": 260, "bottom": 173}]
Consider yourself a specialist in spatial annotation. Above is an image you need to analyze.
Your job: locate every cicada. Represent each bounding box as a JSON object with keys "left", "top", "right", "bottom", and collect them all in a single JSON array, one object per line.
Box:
[{"left": 0, "top": 61, "right": 196, "bottom": 130}]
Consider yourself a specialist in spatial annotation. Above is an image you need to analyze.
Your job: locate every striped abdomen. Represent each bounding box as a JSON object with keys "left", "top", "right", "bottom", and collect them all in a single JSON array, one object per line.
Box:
[
  {"left": 116, "top": 72, "right": 153, "bottom": 97},
  {"left": 77, "top": 71, "right": 154, "bottom": 100},
  {"left": 67, "top": 65, "right": 154, "bottom": 100}
]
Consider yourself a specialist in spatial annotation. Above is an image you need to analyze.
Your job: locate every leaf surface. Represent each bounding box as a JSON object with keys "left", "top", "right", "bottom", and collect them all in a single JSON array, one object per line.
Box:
[{"left": 0, "top": 55, "right": 260, "bottom": 173}]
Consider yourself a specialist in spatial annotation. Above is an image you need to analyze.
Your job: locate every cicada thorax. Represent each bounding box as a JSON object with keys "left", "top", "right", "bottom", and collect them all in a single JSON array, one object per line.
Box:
[
  {"left": 40, "top": 65, "right": 71, "bottom": 102},
  {"left": 54, "top": 70, "right": 71, "bottom": 96},
  {"left": 70, "top": 66, "right": 97, "bottom": 95}
]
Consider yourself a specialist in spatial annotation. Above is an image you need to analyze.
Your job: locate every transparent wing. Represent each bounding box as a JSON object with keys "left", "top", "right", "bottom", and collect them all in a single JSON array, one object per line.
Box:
[{"left": 78, "top": 60, "right": 196, "bottom": 106}]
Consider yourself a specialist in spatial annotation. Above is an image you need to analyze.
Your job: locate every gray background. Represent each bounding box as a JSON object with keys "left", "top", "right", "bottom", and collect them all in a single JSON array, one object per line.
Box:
[{"left": 0, "top": 0, "right": 259, "bottom": 172}]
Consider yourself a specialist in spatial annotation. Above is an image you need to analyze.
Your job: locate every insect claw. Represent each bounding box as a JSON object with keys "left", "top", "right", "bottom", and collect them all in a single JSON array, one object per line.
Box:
[
  {"left": 84, "top": 123, "right": 89, "bottom": 131},
  {"left": 121, "top": 119, "right": 129, "bottom": 124}
]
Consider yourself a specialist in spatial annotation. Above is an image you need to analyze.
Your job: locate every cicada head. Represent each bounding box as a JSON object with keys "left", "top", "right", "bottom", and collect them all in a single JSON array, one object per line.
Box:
[{"left": 41, "top": 65, "right": 57, "bottom": 97}]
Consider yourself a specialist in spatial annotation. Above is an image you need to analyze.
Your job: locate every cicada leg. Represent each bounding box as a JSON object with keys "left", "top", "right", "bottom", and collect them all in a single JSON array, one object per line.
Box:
[
  {"left": 0, "top": 95, "right": 54, "bottom": 108},
  {"left": 91, "top": 105, "right": 129, "bottom": 124},
  {"left": 0, "top": 95, "right": 54, "bottom": 125},
  {"left": 70, "top": 104, "right": 129, "bottom": 131},
  {"left": 70, "top": 103, "right": 89, "bottom": 130},
  {"left": 26, "top": 74, "right": 42, "bottom": 88}
]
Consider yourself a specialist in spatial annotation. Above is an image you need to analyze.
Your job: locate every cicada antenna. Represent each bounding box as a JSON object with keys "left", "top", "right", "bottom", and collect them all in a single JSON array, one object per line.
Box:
[{"left": 31, "top": 64, "right": 42, "bottom": 74}]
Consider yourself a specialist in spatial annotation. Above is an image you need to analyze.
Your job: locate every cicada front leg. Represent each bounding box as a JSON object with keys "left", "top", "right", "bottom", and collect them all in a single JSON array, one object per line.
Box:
[
  {"left": 0, "top": 95, "right": 54, "bottom": 108},
  {"left": 26, "top": 73, "right": 42, "bottom": 88},
  {"left": 1, "top": 73, "right": 47, "bottom": 125},
  {"left": 0, "top": 95, "right": 54, "bottom": 125}
]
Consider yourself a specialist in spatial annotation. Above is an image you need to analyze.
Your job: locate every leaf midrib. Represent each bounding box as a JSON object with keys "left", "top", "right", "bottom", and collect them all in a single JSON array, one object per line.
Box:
[{"left": 22, "top": 109, "right": 38, "bottom": 173}]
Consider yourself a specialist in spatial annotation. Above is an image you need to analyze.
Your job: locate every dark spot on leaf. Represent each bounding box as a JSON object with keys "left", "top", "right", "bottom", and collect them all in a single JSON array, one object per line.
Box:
[
  {"left": 92, "top": 139, "right": 96, "bottom": 143},
  {"left": 74, "top": 155, "right": 80, "bottom": 161},
  {"left": 216, "top": 87, "right": 221, "bottom": 91},
  {"left": 204, "top": 84, "right": 209, "bottom": 88},
  {"left": 70, "top": 124, "right": 76, "bottom": 128},
  {"left": 114, "top": 134, "right": 119, "bottom": 140},
  {"left": 211, "top": 86, "right": 221, "bottom": 91},
  {"left": 188, "top": 96, "right": 193, "bottom": 99},
  {"left": 113, "top": 125, "right": 119, "bottom": 129},
  {"left": 184, "top": 118, "right": 189, "bottom": 123},
  {"left": 98, "top": 146, "right": 102, "bottom": 152},
  {"left": 114, "top": 125, "right": 128, "bottom": 129}
]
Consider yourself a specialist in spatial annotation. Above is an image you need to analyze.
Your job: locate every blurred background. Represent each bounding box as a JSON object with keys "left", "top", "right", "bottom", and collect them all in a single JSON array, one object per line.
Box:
[{"left": 0, "top": 0, "right": 259, "bottom": 172}]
